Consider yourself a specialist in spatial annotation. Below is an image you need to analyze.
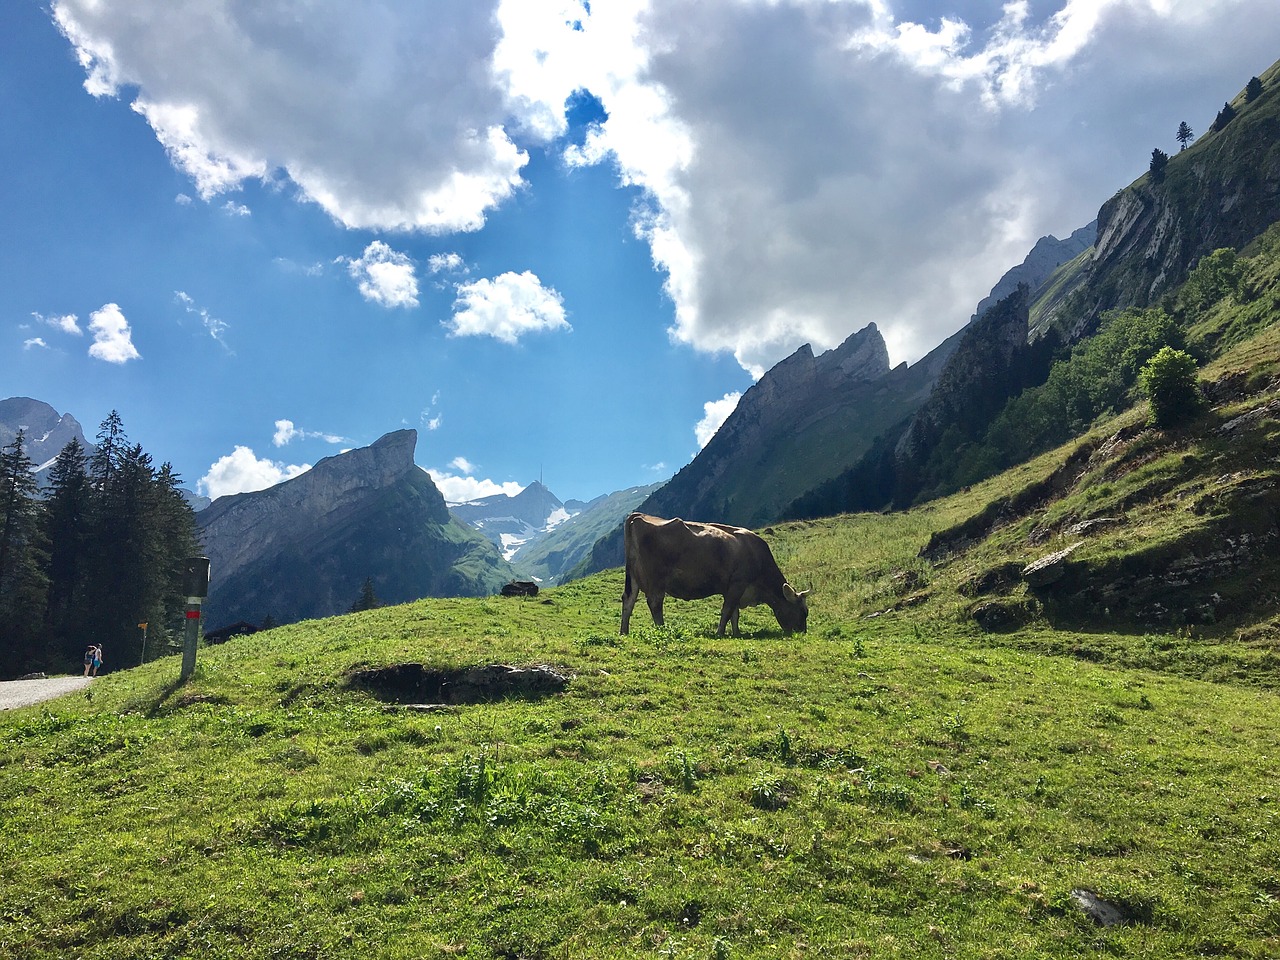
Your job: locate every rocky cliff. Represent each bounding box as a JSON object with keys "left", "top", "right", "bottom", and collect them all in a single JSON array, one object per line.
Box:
[
  {"left": 198, "top": 430, "right": 513, "bottom": 626},
  {"left": 969, "top": 223, "right": 1096, "bottom": 325},
  {"left": 634, "top": 322, "right": 898, "bottom": 528},
  {"left": 1071, "top": 62, "right": 1280, "bottom": 337}
]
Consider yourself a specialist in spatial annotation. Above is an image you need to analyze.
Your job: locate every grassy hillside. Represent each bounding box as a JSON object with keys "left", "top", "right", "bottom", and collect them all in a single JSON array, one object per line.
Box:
[{"left": 3, "top": 312, "right": 1280, "bottom": 958}]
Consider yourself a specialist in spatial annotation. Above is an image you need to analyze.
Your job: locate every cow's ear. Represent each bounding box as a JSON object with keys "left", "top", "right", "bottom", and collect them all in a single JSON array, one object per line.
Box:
[{"left": 784, "top": 583, "right": 803, "bottom": 601}]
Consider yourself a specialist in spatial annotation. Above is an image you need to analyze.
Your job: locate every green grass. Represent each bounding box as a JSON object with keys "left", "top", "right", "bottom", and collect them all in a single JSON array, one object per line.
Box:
[
  {"left": 3, "top": 560, "right": 1279, "bottom": 958},
  {"left": 4, "top": 278, "right": 1280, "bottom": 959}
]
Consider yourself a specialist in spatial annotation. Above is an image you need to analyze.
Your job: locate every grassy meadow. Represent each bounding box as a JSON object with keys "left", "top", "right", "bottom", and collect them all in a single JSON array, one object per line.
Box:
[
  {"left": 5, "top": 308, "right": 1280, "bottom": 958},
  {"left": 3, "top": 480, "right": 1279, "bottom": 957}
]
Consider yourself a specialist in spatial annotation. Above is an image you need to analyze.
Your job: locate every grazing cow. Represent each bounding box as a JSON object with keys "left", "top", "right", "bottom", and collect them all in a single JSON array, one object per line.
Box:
[{"left": 621, "top": 513, "right": 809, "bottom": 636}]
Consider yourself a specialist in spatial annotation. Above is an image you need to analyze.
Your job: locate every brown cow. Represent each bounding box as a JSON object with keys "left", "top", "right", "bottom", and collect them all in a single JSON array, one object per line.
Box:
[{"left": 620, "top": 513, "right": 809, "bottom": 637}]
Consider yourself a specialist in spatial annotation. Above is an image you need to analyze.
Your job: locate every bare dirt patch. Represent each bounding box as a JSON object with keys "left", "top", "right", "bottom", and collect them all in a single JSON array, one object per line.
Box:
[{"left": 345, "top": 663, "right": 569, "bottom": 706}]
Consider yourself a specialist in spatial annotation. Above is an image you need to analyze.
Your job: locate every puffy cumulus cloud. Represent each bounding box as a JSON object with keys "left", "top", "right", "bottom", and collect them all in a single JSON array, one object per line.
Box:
[
  {"left": 560, "top": 0, "right": 1280, "bottom": 369},
  {"left": 424, "top": 464, "right": 524, "bottom": 504},
  {"left": 87, "top": 303, "right": 140, "bottom": 363},
  {"left": 694, "top": 392, "right": 741, "bottom": 450},
  {"left": 343, "top": 241, "right": 420, "bottom": 308},
  {"left": 50, "top": 0, "right": 556, "bottom": 232},
  {"left": 446, "top": 271, "right": 569, "bottom": 344},
  {"left": 198, "top": 446, "right": 311, "bottom": 499}
]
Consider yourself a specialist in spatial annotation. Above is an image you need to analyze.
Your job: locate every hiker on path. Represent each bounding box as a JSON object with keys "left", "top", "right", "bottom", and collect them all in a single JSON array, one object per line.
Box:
[
  {"left": 84, "top": 645, "right": 96, "bottom": 676},
  {"left": 91, "top": 645, "right": 102, "bottom": 676}
]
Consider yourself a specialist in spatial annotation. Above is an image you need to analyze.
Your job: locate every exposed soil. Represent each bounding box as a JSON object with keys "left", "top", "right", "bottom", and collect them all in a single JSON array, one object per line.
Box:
[{"left": 346, "top": 663, "right": 569, "bottom": 706}]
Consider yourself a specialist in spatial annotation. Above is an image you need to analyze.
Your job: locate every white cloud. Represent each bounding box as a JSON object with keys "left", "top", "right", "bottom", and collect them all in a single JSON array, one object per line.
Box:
[
  {"left": 694, "top": 392, "right": 741, "bottom": 449},
  {"left": 52, "top": 0, "right": 537, "bottom": 232},
  {"left": 428, "top": 252, "right": 467, "bottom": 274},
  {"left": 33, "top": 312, "right": 82, "bottom": 335},
  {"left": 175, "top": 192, "right": 193, "bottom": 205},
  {"left": 175, "top": 290, "right": 230, "bottom": 346},
  {"left": 87, "top": 303, "right": 140, "bottom": 363},
  {"left": 273, "top": 418, "right": 347, "bottom": 446},
  {"left": 420, "top": 392, "right": 444, "bottom": 431},
  {"left": 222, "top": 199, "right": 251, "bottom": 216},
  {"left": 24, "top": 338, "right": 48, "bottom": 350},
  {"left": 343, "top": 241, "right": 420, "bottom": 308},
  {"left": 558, "top": 0, "right": 1280, "bottom": 369},
  {"left": 273, "top": 257, "right": 325, "bottom": 277},
  {"left": 425, "top": 464, "right": 524, "bottom": 503},
  {"left": 198, "top": 446, "right": 311, "bottom": 499},
  {"left": 446, "top": 271, "right": 569, "bottom": 344},
  {"left": 273, "top": 420, "right": 300, "bottom": 446},
  {"left": 449, "top": 456, "right": 476, "bottom": 473},
  {"left": 50, "top": 0, "right": 1280, "bottom": 372}
]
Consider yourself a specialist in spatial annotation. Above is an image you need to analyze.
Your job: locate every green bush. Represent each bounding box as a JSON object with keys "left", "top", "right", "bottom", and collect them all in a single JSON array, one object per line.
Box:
[{"left": 1139, "top": 347, "right": 1206, "bottom": 428}]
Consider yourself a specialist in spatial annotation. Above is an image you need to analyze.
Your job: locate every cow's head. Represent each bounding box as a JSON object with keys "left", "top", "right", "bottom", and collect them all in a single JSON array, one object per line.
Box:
[{"left": 776, "top": 582, "right": 810, "bottom": 634}]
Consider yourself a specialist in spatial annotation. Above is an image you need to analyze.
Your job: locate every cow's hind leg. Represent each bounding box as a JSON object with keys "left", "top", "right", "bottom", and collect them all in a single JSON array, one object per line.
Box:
[
  {"left": 621, "top": 575, "right": 639, "bottom": 635},
  {"left": 647, "top": 592, "right": 666, "bottom": 628}
]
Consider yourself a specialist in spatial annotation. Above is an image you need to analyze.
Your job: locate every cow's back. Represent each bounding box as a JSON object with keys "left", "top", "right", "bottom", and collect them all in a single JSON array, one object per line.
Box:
[{"left": 625, "top": 513, "right": 745, "bottom": 600}]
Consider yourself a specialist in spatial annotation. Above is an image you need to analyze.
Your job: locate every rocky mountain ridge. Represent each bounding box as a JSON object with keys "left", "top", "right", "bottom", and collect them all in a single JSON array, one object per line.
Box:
[
  {"left": 448, "top": 481, "right": 577, "bottom": 561},
  {"left": 197, "top": 430, "right": 513, "bottom": 626},
  {"left": 0, "top": 397, "right": 88, "bottom": 473}
]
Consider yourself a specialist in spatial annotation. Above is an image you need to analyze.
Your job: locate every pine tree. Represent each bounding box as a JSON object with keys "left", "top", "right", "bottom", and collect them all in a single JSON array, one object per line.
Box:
[
  {"left": 145, "top": 462, "right": 199, "bottom": 662},
  {"left": 77, "top": 414, "right": 199, "bottom": 666},
  {"left": 40, "top": 438, "right": 91, "bottom": 663},
  {"left": 89, "top": 410, "right": 126, "bottom": 491},
  {"left": 0, "top": 432, "right": 50, "bottom": 674},
  {"left": 1149, "top": 147, "right": 1169, "bottom": 184},
  {"left": 1213, "top": 101, "right": 1237, "bottom": 132},
  {"left": 1246, "top": 76, "right": 1264, "bottom": 103},
  {"left": 350, "top": 577, "right": 380, "bottom": 613},
  {"left": 1176, "top": 121, "right": 1194, "bottom": 151}
]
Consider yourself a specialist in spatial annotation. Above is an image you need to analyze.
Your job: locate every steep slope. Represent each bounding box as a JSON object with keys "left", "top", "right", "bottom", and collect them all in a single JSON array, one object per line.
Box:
[
  {"left": 924, "top": 318, "right": 1280, "bottom": 640},
  {"left": 576, "top": 224, "right": 1092, "bottom": 577},
  {"left": 198, "top": 430, "right": 512, "bottom": 626},
  {"left": 788, "top": 63, "right": 1280, "bottom": 520},
  {"left": 969, "top": 222, "right": 1095, "bottom": 325},
  {"left": 1044, "top": 61, "right": 1280, "bottom": 341}
]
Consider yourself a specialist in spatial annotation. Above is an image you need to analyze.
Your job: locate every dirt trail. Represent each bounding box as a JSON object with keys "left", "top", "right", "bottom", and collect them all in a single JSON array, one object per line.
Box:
[{"left": 0, "top": 676, "right": 94, "bottom": 711}]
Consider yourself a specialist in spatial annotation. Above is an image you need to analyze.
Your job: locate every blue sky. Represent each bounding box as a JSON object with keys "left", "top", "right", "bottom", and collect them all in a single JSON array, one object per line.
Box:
[{"left": 5, "top": 1, "right": 1279, "bottom": 504}]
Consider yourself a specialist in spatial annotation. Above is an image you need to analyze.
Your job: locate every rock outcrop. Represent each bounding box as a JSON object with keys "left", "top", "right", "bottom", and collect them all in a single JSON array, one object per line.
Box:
[{"left": 198, "top": 430, "right": 513, "bottom": 627}]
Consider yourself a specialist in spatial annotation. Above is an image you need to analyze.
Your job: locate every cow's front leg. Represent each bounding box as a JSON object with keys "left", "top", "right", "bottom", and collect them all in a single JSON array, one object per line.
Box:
[
  {"left": 719, "top": 589, "right": 746, "bottom": 637},
  {"left": 717, "top": 599, "right": 741, "bottom": 637}
]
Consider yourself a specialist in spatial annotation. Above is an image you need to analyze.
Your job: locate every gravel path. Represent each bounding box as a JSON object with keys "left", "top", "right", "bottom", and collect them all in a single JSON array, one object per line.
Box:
[{"left": 0, "top": 676, "right": 95, "bottom": 711}]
